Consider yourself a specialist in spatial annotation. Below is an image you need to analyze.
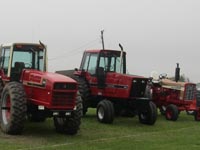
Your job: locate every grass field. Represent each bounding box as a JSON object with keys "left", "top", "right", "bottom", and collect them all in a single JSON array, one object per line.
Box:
[{"left": 1, "top": 109, "right": 200, "bottom": 150}]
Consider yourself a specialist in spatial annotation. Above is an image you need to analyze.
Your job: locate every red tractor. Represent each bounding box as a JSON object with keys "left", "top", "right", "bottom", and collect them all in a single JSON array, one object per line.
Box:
[
  {"left": 149, "top": 64, "right": 200, "bottom": 121},
  {"left": 0, "top": 42, "right": 82, "bottom": 135},
  {"left": 58, "top": 45, "right": 157, "bottom": 125}
]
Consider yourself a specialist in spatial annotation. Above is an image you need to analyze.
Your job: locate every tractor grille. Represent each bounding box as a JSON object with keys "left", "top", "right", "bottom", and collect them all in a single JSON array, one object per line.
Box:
[
  {"left": 54, "top": 83, "right": 76, "bottom": 90},
  {"left": 184, "top": 84, "right": 196, "bottom": 100},
  {"left": 130, "top": 78, "right": 148, "bottom": 97},
  {"left": 52, "top": 92, "right": 75, "bottom": 106}
]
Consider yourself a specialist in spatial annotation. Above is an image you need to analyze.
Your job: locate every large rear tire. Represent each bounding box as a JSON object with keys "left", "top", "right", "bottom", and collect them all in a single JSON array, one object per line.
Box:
[
  {"left": 96, "top": 100, "right": 114, "bottom": 124},
  {"left": 76, "top": 78, "right": 91, "bottom": 115},
  {"left": 54, "top": 92, "right": 82, "bottom": 135},
  {"left": 138, "top": 101, "right": 157, "bottom": 125},
  {"left": 165, "top": 104, "right": 179, "bottom": 121},
  {"left": 0, "top": 82, "right": 27, "bottom": 134}
]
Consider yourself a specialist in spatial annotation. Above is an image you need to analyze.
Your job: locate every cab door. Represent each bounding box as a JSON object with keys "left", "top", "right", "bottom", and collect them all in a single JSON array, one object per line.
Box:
[{"left": 0, "top": 46, "right": 12, "bottom": 79}]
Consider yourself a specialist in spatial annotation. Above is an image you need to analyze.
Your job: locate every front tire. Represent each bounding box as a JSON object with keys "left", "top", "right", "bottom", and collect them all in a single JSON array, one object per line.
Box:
[
  {"left": 96, "top": 100, "right": 114, "bottom": 124},
  {"left": 54, "top": 92, "right": 82, "bottom": 135},
  {"left": 165, "top": 104, "right": 179, "bottom": 121},
  {"left": 0, "top": 82, "right": 27, "bottom": 134},
  {"left": 138, "top": 101, "right": 157, "bottom": 125}
]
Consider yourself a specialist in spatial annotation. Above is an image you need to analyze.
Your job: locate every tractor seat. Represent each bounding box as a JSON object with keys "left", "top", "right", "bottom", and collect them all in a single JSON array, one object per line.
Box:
[{"left": 11, "top": 62, "right": 25, "bottom": 81}]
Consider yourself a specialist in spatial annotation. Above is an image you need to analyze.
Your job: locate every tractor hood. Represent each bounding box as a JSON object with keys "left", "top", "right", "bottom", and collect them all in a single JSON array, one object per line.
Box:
[
  {"left": 120, "top": 73, "right": 148, "bottom": 80},
  {"left": 106, "top": 72, "right": 149, "bottom": 88},
  {"left": 160, "top": 79, "right": 189, "bottom": 91},
  {"left": 45, "top": 72, "right": 76, "bottom": 83},
  {"left": 22, "top": 69, "right": 77, "bottom": 90},
  {"left": 161, "top": 79, "right": 185, "bottom": 87},
  {"left": 102, "top": 72, "right": 149, "bottom": 98},
  {"left": 112, "top": 73, "right": 149, "bottom": 82}
]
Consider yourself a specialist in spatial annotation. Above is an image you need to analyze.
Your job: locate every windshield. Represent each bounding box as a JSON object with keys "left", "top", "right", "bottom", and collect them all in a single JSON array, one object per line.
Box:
[
  {"left": 12, "top": 44, "right": 45, "bottom": 71},
  {"left": 99, "top": 50, "right": 126, "bottom": 74}
]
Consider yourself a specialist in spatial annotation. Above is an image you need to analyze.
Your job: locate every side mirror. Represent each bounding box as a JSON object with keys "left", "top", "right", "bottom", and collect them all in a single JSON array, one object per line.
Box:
[{"left": 175, "top": 63, "right": 180, "bottom": 82}]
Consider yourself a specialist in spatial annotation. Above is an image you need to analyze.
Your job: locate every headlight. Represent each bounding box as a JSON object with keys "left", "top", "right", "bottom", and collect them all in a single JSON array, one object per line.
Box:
[{"left": 42, "top": 79, "right": 47, "bottom": 86}]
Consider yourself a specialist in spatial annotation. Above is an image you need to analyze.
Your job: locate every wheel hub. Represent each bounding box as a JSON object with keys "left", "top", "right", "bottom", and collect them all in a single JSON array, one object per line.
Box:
[
  {"left": 98, "top": 106, "right": 104, "bottom": 120},
  {"left": 166, "top": 110, "right": 172, "bottom": 119},
  {"left": 2, "top": 94, "right": 11, "bottom": 125}
]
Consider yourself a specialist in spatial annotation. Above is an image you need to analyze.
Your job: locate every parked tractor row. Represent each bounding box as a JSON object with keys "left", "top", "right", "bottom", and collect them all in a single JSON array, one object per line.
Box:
[
  {"left": 0, "top": 40, "right": 199, "bottom": 136},
  {"left": 58, "top": 48, "right": 200, "bottom": 126}
]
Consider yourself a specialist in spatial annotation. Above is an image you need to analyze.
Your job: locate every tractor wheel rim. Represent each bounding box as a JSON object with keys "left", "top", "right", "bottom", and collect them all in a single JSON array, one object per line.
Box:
[
  {"left": 161, "top": 106, "right": 166, "bottom": 111},
  {"left": 98, "top": 106, "right": 104, "bottom": 120},
  {"left": 140, "top": 112, "right": 147, "bottom": 120},
  {"left": 166, "top": 110, "right": 172, "bottom": 119},
  {"left": 2, "top": 94, "right": 11, "bottom": 125}
]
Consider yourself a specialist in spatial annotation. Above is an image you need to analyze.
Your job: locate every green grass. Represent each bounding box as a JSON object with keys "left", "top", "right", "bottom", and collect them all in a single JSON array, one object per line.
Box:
[{"left": 1, "top": 109, "right": 200, "bottom": 150}]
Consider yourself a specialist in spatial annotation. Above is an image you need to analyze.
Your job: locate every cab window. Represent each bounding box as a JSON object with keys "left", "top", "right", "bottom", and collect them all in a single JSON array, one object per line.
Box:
[{"left": 82, "top": 53, "right": 98, "bottom": 75}]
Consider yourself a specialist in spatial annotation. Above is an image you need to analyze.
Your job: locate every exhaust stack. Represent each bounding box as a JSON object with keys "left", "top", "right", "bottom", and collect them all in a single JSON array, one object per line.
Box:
[
  {"left": 175, "top": 63, "right": 180, "bottom": 82},
  {"left": 119, "top": 43, "right": 123, "bottom": 74}
]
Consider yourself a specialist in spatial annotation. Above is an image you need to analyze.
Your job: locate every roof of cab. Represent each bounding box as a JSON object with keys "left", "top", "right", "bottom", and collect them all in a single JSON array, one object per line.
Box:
[
  {"left": 1, "top": 43, "right": 40, "bottom": 47},
  {"left": 85, "top": 49, "right": 122, "bottom": 53}
]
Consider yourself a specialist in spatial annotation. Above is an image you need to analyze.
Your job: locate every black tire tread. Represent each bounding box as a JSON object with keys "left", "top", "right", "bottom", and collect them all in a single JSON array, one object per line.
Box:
[
  {"left": 0, "top": 82, "right": 27, "bottom": 134},
  {"left": 97, "top": 100, "right": 114, "bottom": 124},
  {"left": 165, "top": 104, "right": 179, "bottom": 121},
  {"left": 75, "top": 77, "right": 91, "bottom": 115},
  {"left": 138, "top": 101, "right": 157, "bottom": 125}
]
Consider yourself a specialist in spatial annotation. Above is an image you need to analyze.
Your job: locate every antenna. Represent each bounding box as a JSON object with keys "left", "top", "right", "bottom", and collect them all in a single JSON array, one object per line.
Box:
[{"left": 101, "top": 30, "right": 105, "bottom": 50}]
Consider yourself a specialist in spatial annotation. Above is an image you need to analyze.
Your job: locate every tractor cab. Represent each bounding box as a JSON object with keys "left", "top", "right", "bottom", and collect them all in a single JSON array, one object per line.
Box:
[
  {"left": 0, "top": 43, "right": 47, "bottom": 82},
  {"left": 78, "top": 49, "right": 126, "bottom": 88},
  {"left": 75, "top": 49, "right": 150, "bottom": 99}
]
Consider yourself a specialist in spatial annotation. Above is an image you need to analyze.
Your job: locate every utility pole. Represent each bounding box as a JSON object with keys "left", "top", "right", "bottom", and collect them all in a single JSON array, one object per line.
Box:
[{"left": 101, "top": 30, "right": 105, "bottom": 50}]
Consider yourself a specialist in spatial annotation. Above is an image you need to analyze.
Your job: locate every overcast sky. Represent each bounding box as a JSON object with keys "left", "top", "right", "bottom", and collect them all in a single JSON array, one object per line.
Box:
[{"left": 0, "top": 0, "right": 200, "bottom": 82}]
